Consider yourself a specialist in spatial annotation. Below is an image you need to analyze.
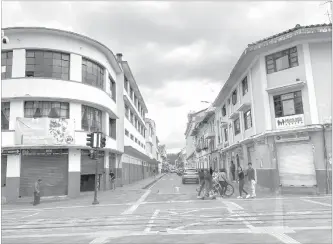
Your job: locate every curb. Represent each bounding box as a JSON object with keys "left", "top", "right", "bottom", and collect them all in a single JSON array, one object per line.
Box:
[{"left": 142, "top": 174, "right": 166, "bottom": 190}]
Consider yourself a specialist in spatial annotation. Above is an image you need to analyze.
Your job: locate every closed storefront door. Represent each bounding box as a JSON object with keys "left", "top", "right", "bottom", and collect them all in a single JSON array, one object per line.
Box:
[
  {"left": 81, "top": 150, "right": 104, "bottom": 191},
  {"left": 2, "top": 155, "right": 7, "bottom": 187},
  {"left": 20, "top": 150, "right": 68, "bottom": 197},
  {"left": 277, "top": 142, "right": 317, "bottom": 187}
]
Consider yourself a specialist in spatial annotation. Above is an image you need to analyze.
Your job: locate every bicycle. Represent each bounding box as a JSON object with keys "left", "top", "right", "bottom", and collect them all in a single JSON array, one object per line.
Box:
[{"left": 197, "top": 177, "right": 234, "bottom": 197}]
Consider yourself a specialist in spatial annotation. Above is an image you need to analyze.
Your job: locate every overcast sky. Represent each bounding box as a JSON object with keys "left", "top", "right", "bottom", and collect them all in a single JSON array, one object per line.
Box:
[{"left": 2, "top": 1, "right": 331, "bottom": 153}]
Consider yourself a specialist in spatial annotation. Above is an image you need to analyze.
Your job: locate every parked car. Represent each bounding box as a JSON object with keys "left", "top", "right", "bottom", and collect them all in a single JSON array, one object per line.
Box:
[{"left": 182, "top": 168, "right": 199, "bottom": 184}]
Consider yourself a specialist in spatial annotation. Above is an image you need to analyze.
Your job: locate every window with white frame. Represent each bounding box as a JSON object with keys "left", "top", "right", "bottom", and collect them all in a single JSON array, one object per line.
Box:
[
  {"left": 244, "top": 109, "right": 252, "bottom": 130},
  {"left": 266, "top": 46, "right": 299, "bottom": 74},
  {"left": 25, "top": 101, "right": 69, "bottom": 119},
  {"left": 109, "top": 76, "right": 116, "bottom": 102},
  {"left": 1, "top": 51, "right": 13, "bottom": 79},
  {"left": 232, "top": 90, "right": 237, "bottom": 105},
  {"left": 1, "top": 102, "right": 10, "bottom": 130},
  {"left": 242, "top": 77, "right": 248, "bottom": 96},
  {"left": 109, "top": 118, "right": 116, "bottom": 140},
  {"left": 234, "top": 118, "right": 240, "bottom": 135},
  {"left": 224, "top": 128, "right": 228, "bottom": 142},
  {"left": 81, "top": 105, "right": 102, "bottom": 132},
  {"left": 273, "top": 91, "right": 303, "bottom": 118},
  {"left": 222, "top": 105, "right": 226, "bottom": 116},
  {"left": 82, "top": 58, "right": 104, "bottom": 89}
]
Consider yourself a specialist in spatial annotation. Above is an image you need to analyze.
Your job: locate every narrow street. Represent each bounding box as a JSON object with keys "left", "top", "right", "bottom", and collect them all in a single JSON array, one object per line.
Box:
[{"left": 2, "top": 173, "right": 331, "bottom": 244}]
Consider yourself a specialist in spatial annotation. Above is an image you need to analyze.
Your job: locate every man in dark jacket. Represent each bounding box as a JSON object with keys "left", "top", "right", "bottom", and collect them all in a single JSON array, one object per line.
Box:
[{"left": 230, "top": 161, "right": 236, "bottom": 181}]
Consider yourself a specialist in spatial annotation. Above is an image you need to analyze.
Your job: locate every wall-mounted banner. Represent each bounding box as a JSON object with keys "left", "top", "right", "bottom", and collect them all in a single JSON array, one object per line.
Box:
[
  {"left": 15, "top": 118, "right": 75, "bottom": 145},
  {"left": 1, "top": 149, "right": 20, "bottom": 155},
  {"left": 22, "top": 149, "right": 68, "bottom": 156},
  {"left": 275, "top": 114, "right": 305, "bottom": 129}
]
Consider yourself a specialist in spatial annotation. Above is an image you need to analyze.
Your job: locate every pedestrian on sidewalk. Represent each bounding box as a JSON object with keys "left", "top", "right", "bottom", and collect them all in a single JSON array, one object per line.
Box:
[
  {"left": 109, "top": 170, "right": 115, "bottom": 190},
  {"left": 237, "top": 166, "right": 250, "bottom": 199},
  {"left": 246, "top": 163, "right": 256, "bottom": 198},
  {"left": 197, "top": 169, "right": 205, "bottom": 198},
  {"left": 230, "top": 161, "right": 236, "bottom": 182},
  {"left": 33, "top": 178, "right": 42, "bottom": 206},
  {"left": 153, "top": 169, "right": 156, "bottom": 179}
]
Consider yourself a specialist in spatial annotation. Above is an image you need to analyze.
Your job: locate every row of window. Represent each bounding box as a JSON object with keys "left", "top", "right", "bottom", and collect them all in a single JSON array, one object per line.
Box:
[
  {"left": 125, "top": 129, "right": 145, "bottom": 149},
  {"left": 1, "top": 101, "right": 116, "bottom": 139},
  {"left": 1, "top": 50, "right": 116, "bottom": 103},
  {"left": 125, "top": 104, "right": 146, "bottom": 137},
  {"left": 220, "top": 46, "right": 299, "bottom": 117},
  {"left": 218, "top": 90, "right": 304, "bottom": 144},
  {"left": 124, "top": 76, "right": 145, "bottom": 119}
]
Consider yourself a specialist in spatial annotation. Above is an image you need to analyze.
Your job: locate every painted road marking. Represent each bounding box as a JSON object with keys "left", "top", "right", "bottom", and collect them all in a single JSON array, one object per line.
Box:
[
  {"left": 121, "top": 175, "right": 164, "bottom": 215},
  {"left": 301, "top": 198, "right": 332, "bottom": 207},
  {"left": 3, "top": 202, "right": 134, "bottom": 213},
  {"left": 20, "top": 212, "right": 39, "bottom": 219},
  {"left": 3, "top": 225, "right": 331, "bottom": 239},
  {"left": 144, "top": 209, "right": 160, "bottom": 233},
  {"left": 223, "top": 201, "right": 303, "bottom": 244}
]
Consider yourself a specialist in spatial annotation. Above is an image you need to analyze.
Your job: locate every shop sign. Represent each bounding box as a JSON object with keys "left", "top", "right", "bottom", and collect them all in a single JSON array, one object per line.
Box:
[
  {"left": 22, "top": 149, "right": 69, "bottom": 156},
  {"left": 275, "top": 114, "right": 304, "bottom": 129},
  {"left": 1, "top": 149, "right": 20, "bottom": 155},
  {"left": 15, "top": 118, "right": 75, "bottom": 146}
]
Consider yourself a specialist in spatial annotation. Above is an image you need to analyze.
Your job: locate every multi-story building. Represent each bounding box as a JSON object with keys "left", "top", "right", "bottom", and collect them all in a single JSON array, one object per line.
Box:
[
  {"left": 1, "top": 27, "right": 124, "bottom": 202},
  {"left": 211, "top": 23, "right": 332, "bottom": 193},
  {"left": 189, "top": 107, "right": 220, "bottom": 171},
  {"left": 185, "top": 109, "right": 209, "bottom": 168},
  {"left": 117, "top": 54, "right": 158, "bottom": 184}
]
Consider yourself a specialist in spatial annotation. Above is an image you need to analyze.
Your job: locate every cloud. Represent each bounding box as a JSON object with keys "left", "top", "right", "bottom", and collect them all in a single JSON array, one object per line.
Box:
[{"left": 2, "top": 1, "right": 330, "bottom": 152}]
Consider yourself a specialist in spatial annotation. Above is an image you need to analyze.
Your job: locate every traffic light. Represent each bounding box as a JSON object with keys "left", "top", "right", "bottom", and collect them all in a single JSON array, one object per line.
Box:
[
  {"left": 88, "top": 149, "right": 96, "bottom": 159},
  {"left": 86, "top": 133, "right": 94, "bottom": 147},
  {"left": 101, "top": 136, "right": 106, "bottom": 148}
]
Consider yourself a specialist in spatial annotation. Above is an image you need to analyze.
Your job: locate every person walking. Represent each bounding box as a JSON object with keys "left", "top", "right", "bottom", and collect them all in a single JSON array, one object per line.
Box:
[
  {"left": 109, "top": 170, "right": 115, "bottom": 190},
  {"left": 230, "top": 161, "right": 236, "bottom": 182},
  {"left": 237, "top": 166, "right": 250, "bottom": 199},
  {"left": 203, "top": 169, "right": 215, "bottom": 199},
  {"left": 33, "top": 179, "right": 42, "bottom": 206},
  {"left": 197, "top": 169, "right": 205, "bottom": 198},
  {"left": 246, "top": 163, "right": 256, "bottom": 198},
  {"left": 218, "top": 168, "right": 228, "bottom": 197}
]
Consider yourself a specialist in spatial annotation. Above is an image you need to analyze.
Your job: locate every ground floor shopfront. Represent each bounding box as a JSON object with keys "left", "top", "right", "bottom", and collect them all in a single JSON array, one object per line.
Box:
[
  {"left": 220, "top": 125, "right": 332, "bottom": 193},
  {"left": 1, "top": 148, "right": 123, "bottom": 202},
  {"left": 121, "top": 146, "right": 159, "bottom": 186}
]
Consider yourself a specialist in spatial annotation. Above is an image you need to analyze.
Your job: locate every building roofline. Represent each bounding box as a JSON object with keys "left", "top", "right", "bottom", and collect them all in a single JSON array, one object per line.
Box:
[
  {"left": 213, "top": 23, "right": 332, "bottom": 107},
  {"left": 122, "top": 61, "right": 148, "bottom": 112},
  {"left": 3, "top": 26, "right": 123, "bottom": 74}
]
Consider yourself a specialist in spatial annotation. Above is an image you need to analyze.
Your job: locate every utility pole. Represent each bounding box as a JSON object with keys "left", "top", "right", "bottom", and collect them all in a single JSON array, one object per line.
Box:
[{"left": 92, "top": 150, "right": 99, "bottom": 205}]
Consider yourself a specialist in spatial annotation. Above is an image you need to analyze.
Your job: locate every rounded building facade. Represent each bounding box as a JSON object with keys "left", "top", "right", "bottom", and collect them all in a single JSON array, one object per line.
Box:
[{"left": 1, "top": 27, "right": 125, "bottom": 202}]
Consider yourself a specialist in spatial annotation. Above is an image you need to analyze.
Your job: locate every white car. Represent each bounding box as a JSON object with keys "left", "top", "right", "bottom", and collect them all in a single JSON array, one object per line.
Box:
[{"left": 182, "top": 168, "right": 199, "bottom": 184}]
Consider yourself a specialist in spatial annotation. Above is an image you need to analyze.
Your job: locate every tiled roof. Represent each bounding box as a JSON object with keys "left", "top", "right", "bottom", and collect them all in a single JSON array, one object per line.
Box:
[{"left": 248, "top": 23, "right": 332, "bottom": 47}]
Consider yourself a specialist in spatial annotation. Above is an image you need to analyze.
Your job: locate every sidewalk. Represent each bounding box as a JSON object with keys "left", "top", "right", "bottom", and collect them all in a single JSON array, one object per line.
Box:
[{"left": 2, "top": 173, "right": 165, "bottom": 209}]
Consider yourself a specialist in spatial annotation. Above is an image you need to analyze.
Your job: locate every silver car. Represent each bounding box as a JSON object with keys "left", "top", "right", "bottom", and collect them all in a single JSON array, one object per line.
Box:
[{"left": 182, "top": 168, "right": 199, "bottom": 184}]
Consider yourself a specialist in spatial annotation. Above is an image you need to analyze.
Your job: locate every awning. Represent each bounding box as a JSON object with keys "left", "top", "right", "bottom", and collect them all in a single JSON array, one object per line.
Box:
[
  {"left": 148, "top": 158, "right": 160, "bottom": 165},
  {"left": 124, "top": 146, "right": 151, "bottom": 163}
]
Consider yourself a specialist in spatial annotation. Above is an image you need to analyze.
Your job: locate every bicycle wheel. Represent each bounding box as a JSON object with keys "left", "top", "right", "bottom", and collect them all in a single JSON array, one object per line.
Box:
[{"left": 224, "top": 184, "right": 234, "bottom": 197}]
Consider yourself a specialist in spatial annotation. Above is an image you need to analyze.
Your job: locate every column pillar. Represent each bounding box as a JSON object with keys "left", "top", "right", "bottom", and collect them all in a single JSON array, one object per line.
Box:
[
  {"left": 6, "top": 154, "right": 21, "bottom": 202},
  {"left": 68, "top": 148, "right": 81, "bottom": 197},
  {"left": 104, "top": 151, "right": 110, "bottom": 191},
  {"left": 9, "top": 101, "right": 24, "bottom": 130},
  {"left": 12, "top": 49, "right": 25, "bottom": 78},
  {"left": 69, "top": 53, "right": 82, "bottom": 82},
  {"left": 69, "top": 103, "right": 82, "bottom": 131},
  {"left": 259, "top": 56, "right": 272, "bottom": 130}
]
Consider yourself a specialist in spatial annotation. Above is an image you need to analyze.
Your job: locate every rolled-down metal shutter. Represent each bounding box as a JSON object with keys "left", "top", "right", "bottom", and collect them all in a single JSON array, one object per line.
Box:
[
  {"left": 277, "top": 142, "right": 317, "bottom": 187},
  {"left": 81, "top": 150, "right": 104, "bottom": 175},
  {"left": 20, "top": 153, "right": 68, "bottom": 197},
  {"left": 2, "top": 155, "right": 7, "bottom": 187}
]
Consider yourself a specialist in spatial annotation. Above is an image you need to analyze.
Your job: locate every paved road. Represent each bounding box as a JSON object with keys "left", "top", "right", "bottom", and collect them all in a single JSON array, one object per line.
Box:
[{"left": 2, "top": 173, "right": 332, "bottom": 244}]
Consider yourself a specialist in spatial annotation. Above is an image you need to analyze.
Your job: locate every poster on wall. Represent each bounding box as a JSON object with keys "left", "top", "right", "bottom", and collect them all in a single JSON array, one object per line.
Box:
[{"left": 15, "top": 118, "right": 75, "bottom": 145}]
